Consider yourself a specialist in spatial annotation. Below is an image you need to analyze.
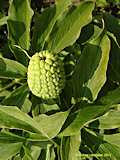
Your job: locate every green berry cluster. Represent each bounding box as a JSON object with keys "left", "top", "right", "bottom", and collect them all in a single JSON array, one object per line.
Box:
[{"left": 27, "top": 50, "right": 65, "bottom": 99}]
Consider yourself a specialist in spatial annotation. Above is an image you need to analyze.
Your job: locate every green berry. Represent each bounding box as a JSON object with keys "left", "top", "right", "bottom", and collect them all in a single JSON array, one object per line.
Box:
[{"left": 27, "top": 50, "right": 65, "bottom": 99}]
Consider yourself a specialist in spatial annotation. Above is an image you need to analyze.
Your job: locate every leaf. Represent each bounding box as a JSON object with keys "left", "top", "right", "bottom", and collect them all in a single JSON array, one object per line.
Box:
[
  {"left": 59, "top": 104, "right": 112, "bottom": 136},
  {"left": 22, "top": 145, "right": 33, "bottom": 160},
  {"left": 69, "top": 32, "right": 110, "bottom": 102},
  {"left": 13, "top": 154, "right": 21, "bottom": 160},
  {"left": 9, "top": 44, "right": 29, "bottom": 66},
  {"left": 38, "top": 149, "right": 47, "bottom": 160},
  {"left": 50, "top": 147, "right": 56, "bottom": 160},
  {"left": 104, "top": 133, "right": 120, "bottom": 149},
  {"left": 7, "top": 0, "right": 34, "bottom": 50},
  {"left": 40, "top": 103, "right": 60, "bottom": 114},
  {"left": 96, "top": 0, "right": 107, "bottom": 7},
  {"left": 0, "top": 105, "right": 67, "bottom": 141},
  {"left": 78, "top": 23, "right": 94, "bottom": 44},
  {"left": 82, "top": 128, "right": 120, "bottom": 160},
  {"left": 60, "top": 134, "right": 80, "bottom": 160},
  {"left": 30, "top": 139, "right": 52, "bottom": 149},
  {"left": 21, "top": 97, "right": 32, "bottom": 113},
  {"left": 46, "top": 1, "right": 94, "bottom": 53},
  {"left": 45, "top": 144, "right": 53, "bottom": 160},
  {"left": 97, "top": 142, "right": 120, "bottom": 160},
  {"left": 79, "top": 24, "right": 104, "bottom": 45},
  {"left": 23, "top": 132, "right": 49, "bottom": 142},
  {"left": 100, "top": 87, "right": 120, "bottom": 105},
  {"left": 32, "top": 0, "right": 72, "bottom": 51},
  {"left": 2, "top": 83, "right": 29, "bottom": 107},
  {"left": 0, "top": 131, "right": 26, "bottom": 143},
  {"left": 34, "top": 111, "right": 69, "bottom": 138},
  {"left": 107, "top": 36, "right": 120, "bottom": 83},
  {"left": 90, "top": 109, "right": 120, "bottom": 129},
  {"left": 0, "top": 56, "right": 27, "bottom": 79},
  {"left": 0, "top": 90, "right": 10, "bottom": 101},
  {"left": 0, "top": 105, "right": 46, "bottom": 135},
  {"left": 107, "top": 32, "right": 120, "bottom": 48},
  {"left": 0, "top": 16, "right": 8, "bottom": 26},
  {"left": 31, "top": 146, "right": 41, "bottom": 160},
  {"left": 0, "top": 142, "right": 22, "bottom": 160},
  {"left": 104, "top": 13, "right": 120, "bottom": 45}
]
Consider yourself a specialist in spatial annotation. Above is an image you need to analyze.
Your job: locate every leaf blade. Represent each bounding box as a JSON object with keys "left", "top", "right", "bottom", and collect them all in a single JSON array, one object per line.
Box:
[
  {"left": 0, "top": 142, "right": 22, "bottom": 160},
  {"left": 2, "top": 83, "right": 29, "bottom": 107},
  {"left": 0, "top": 57, "right": 27, "bottom": 79},
  {"left": 32, "top": 0, "right": 72, "bottom": 51},
  {"left": 69, "top": 32, "right": 110, "bottom": 102},
  {"left": 34, "top": 111, "right": 69, "bottom": 138},
  {"left": 59, "top": 104, "right": 112, "bottom": 136},
  {"left": 46, "top": 1, "right": 94, "bottom": 53},
  {"left": 7, "top": 0, "right": 34, "bottom": 50}
]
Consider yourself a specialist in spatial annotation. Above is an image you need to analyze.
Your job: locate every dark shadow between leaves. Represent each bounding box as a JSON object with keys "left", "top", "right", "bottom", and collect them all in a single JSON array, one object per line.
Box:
[
  {"left": 89, "top": 119, "right": 100, "bottom": 130},
  {"left": 78, "top": 23, "right": 94, "bottom": 44}
]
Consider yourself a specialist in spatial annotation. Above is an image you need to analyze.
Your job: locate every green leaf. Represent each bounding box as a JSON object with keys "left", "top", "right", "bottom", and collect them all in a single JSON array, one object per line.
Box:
[
  {"left": 97, "top": 143, "right": 120, "bottom": 160},
  {"left": 31, "top": 146, "right": 41, "bottom": 160},
  {"left": 100, "top": 87, "right": 120, "bottom": 105},
  {"left": 69, "top": 32, "right": 110, "bottom": 102},
  {"left": 0, "top": 105, "right": 68, "bottom": 141},
  {"left": 9, "top": 44, "right": 29, "bottom": 66},
  {"left": 7, "top": 0, "right": 34, "bottom": 50},
  {"left": 107, "top": 32, "right": 120, "bottom": 48},
  {"left": 46, "top": 1, "right": 94, "bottom": 53},
  {"left": 34, "top": 111, "right": 69, "bottom": 138},
  {"left": 104, "top": 133, "right": 120, "bottom": 149},
  {"left": 0, "top": 90, "right": 10, "bottom": 101},
  {"left": 0, "top": 57, "right": 27, "bottom": 79},
  {"left": 90, "top": 109, "right": 120, "bottom": 129},
  {"left": 50, "top": 147, "right": 56, "bottom": 160},
  {"left": 32, "top": 0, "right": 72, "bottom": 51},
  {"left": 107, "top": 36, "right": 120, "bottom": 83},
  {"left": 13, "top": 154, "right": 21, "bottom": 160},
  {"left": 0, "top": 105, "right": 45, "bottom": 134},
  {"left": 0, "top": 16, "right": 8, "bottom": 26},
  {"left": 0, "top": 142, "right": 22, "bottom": 160},
  {"left": 0, "top": 131, "right": 26, "bottom": 143},
  {"left": 40, "top": 103, "right": 60, "bottom": 114},
  {"left": 23, "top": 132, "right": 49, "bottom": 142},
  {"left": 30, "top": 140, "right": 52, "bottom": 149},
  {"left": 21, "top": 97, "right": 32, "bottom": 113},
  {"left": 59, "top": 104, "right": 112, "bottom": 136},
  {"left": 45, "top": 144, "right": 54, "bottom": 160},
  {"left": 82, "top": 128, "right": 120, "bottom": 160},
  {"left": 38, "top": 149, "right": 47, "bottom": 160},
  {"left": 2, "top": 83, "right": 29, "bottom": 107},
  {"left": 60, "top": 134, "right": 80, "bottom": 160},
  {"left": 78, "top": 23, "right": 94, "bottom": 44},
  {"left": 104, "top": 13, "right": 120, "bottom": 45},
  {"left": 22, "top": 145, "right": 33, "bottom": 160},
  {"left": 96, "top": 0, "right": 107, "bottom": 7}
]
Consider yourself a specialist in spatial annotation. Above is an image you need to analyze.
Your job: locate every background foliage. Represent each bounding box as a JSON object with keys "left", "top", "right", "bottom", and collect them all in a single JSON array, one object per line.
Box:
[{"left": 0, "top": 0, "right": 120, "bottom": 159}]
